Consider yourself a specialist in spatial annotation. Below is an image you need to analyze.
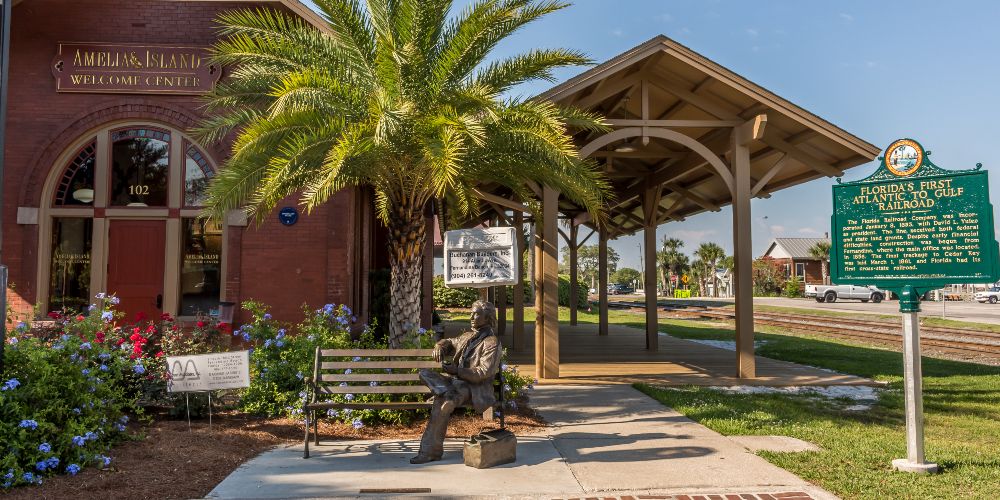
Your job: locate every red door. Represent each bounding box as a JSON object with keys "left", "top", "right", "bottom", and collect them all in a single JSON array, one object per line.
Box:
[{"left": 107, "top": 220, "right": 166, "bottom": 322}]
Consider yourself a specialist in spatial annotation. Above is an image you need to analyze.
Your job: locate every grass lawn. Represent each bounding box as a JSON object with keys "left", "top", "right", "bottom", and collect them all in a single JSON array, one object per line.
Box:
[{"left": 441, "top": 305, "right": 1000, "bottom": 498}]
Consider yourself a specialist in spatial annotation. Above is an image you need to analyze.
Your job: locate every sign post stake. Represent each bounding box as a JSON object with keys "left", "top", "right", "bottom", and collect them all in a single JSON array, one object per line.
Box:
[
  {"left": 207, "top": 391, "right": 213, "bottom": 431},
  {"left": 185, "top": 393, "right": 192, "bottom": 432},
  {"left": 892, "top": 285, "right": 938, "bottom": 473}
]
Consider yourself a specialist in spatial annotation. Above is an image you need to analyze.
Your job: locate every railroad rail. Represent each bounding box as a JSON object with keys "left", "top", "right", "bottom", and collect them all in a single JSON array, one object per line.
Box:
[{"left": 607, "top": 301, "right": 1000, "bottom": 358}]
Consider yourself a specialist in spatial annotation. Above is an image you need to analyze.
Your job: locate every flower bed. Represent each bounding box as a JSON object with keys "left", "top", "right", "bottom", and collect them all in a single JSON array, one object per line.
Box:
[{"left": 2, "top": 297, "right": 536, "bottom": 491}]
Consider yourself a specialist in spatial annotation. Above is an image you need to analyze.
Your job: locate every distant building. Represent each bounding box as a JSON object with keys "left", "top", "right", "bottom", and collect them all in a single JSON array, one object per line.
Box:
[{"left": 762, "top": 237, "right": 830, "bottom": 285}]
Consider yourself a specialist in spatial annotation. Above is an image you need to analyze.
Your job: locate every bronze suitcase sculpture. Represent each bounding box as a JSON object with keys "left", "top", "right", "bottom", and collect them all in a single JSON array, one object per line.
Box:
[{"left": 463, "top": 429, "right": 516, "bottom": 468}]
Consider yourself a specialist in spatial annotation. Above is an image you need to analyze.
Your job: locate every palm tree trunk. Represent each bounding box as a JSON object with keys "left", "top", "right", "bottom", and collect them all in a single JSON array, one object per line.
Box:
[{"left": 387, "top": 201, "right": 426, "bottom": 348}]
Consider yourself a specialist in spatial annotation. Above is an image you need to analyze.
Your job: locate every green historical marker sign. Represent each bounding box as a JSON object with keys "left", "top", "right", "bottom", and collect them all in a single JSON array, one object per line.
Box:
[
  {"left": 831, "top": 138, "right": 1000, "bottom": 290},
  {"left": 830, "top": 138, "right": 1000, "bottom": 474}
]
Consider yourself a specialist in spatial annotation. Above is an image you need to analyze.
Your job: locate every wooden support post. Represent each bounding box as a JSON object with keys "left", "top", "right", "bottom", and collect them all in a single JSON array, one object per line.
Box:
[
  {"left": 541, "top": 185, "right": 560, "bottom": 378},
  {"left": 497, "top": 284, "right": 507, "bottom": 337},
  {"left": 513, "top": 211, "right": 525, "bottom": 351},
  {"left": 642, "top": 185, "right": 659, "bottom": 351},
  {"left": 598, "top": 229, "right": 609, "bottom": 336},
  {"left": 568, "top": 222, "right": 579, "bottom": 326},
  {"left": 534, "top": 219, "right": 544, "bottom": 380},
  {"left": 730, "top": 117, "right": 764, "bottom": 379}
]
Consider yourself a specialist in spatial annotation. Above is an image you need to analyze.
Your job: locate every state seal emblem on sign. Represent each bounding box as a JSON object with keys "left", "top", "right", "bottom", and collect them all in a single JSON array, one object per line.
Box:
[{"left": 885, "top": 138, "right": 924, "bottom": 177}]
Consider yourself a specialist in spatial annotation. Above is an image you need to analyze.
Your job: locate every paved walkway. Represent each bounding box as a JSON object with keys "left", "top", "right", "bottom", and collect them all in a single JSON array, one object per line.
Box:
[{"left": 207, "top": 384, "right": 836, "bottom": 499}]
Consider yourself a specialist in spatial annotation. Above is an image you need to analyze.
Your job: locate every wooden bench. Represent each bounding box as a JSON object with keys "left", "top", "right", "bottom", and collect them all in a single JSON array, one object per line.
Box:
[{"left": 302, "top": 348, "right": 504, "bottom": 458}]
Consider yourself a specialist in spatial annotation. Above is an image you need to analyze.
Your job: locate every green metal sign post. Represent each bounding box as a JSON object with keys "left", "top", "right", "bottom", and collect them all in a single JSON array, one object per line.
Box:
[{"left": 831, "top": 138, "right": 1000, "bottom": 474}]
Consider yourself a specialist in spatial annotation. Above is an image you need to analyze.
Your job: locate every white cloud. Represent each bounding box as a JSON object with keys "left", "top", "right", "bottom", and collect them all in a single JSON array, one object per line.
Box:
[
  {"left": 746, "top": 27, "right": 759, "bottom": 37},
  {"left": 769, "top": 224, "right": 787, "bottom": 235},
  {"left": 839, "top": 13, "right": 854, "bottom": 22},
  {"left": 797, "top": 227, "right": 823, "bottom": 236},
  {"left": 611, "top": 28, "right": 623, "bottom": 37},
  {"left": 865, "top": 60, "right": 878, "bottom": 68},
  {"left": 659, "top": 13, "right": 673, "bottom": 22}
]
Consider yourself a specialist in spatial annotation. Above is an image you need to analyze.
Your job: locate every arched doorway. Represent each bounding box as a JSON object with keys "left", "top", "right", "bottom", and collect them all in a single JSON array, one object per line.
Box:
[{"left": 38, "top": 121, "right": 223, "bottom": 322}]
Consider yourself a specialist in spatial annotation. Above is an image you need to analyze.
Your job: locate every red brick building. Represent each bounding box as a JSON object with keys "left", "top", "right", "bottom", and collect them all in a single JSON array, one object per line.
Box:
[
  {"left": 761, "top": 237, "right": 829, "bottom": 285},
  {"left": 1, "top": 0, "right": 431, "bottom": 325}
]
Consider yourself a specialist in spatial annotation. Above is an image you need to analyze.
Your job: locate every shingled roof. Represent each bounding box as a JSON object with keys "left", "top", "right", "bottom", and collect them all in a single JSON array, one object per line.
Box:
[{"left": 764, "top": 237, "right": 830, "bottom": 260}]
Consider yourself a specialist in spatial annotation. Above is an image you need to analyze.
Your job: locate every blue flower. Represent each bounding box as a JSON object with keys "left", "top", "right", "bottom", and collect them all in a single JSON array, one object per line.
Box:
[
  {"left": 98, "top": 352, "right": 110, "bottom": 360},
  {"left": 22, "top": 472, "right": 34, "bottom": 482},
  {"left": 119, "top": 415, "right": 129, "bottom": 424},
  {"left": 7, "top": 337, "right": 16, "bottom": 346},
  {"left": 242, "top": 332, "right": 251, "bottom": 342},
  {"left": 276, "top": 329, "right": 286, "bottom": 339},
  {"left": 79, "top": 342, "right": 92, "bottom": 350},
  {"left": 133, "top": 363, "right": 146, "bottom": 375},
  {"left": 307, "top": 335, "right": 315, "bottom": 341},
  {"left": 46, "top": 457, "right": 59, "bottom": 469},
  {"left": 2, "top": 378, "right": 20, "bottom": 391},
  {"left": 338, "top": 382, "right": 347, "bottom": 387},
  {"left": 36, "top": 461, "right": 48, "bottom": 472},
  {"left": 115, "top": 423, "right": 126, "bottom": 432},
  {"left": 351, "top": 418, "right": 364, "bottom": 429},
  {"left": 72, "top": 435, "right": 86, "bottom": 446},
  {"left": 95, "top": 292, "right": 106, "bottom": 299},
  {"left": 108, "top": 296, "right": 120, "bottom": 305},
  {"left": 353, "top": 356, "right": 362, "bottom": 362},
  {"left": 82, "top": 368, "right": 91, "bottom": 376},
  {"left": 326, "top": 409, "right": 339, "bottom": 417},
  {"left": 16, "top": 321, "right": 28, "bottom": 330},
  {"left": 263, "top": 313, "right": 272, "bottom": 320},
  {"left": 342, "top": 408, "right": 352, "bottom": 416},
  {"left": 66, "top": 464, "right": 81, "bottom": 476},
  {"left": 38, "top": 442, "right": 51, "bottom": 453},
  {"left": 72, "top": 408, "right": 82, "bottom": 415},
  {"left": 19, "top": 419, "right": 38, "bottom": 429},
  {"left": 99, "top": 364, "right": 108, "bottom": 372},
  {"left": 263, "top": 339, "right": 272, "bottom": 348},
  {"left": 344, "top": 368, "right": 353, "bottom": 375},
  {"left": 85, "top": 431, "right": 98, "bottom": 441},
  {"left": 369, "top": 381, "right": 378, "bottom": 387},
  {"left": 295, "top": 371, "right": 303, "bottom": 380},
  {"left": 96, "top": 455, "right": 111, "bottom": 467},
  {"left": 275, "top": 340, "right": 285, "bottom": 348},
  {"left": 101, "top": 311, "right": 114, "bottom": 322},
  {"left": 345, "top": 393, "right": 355, "bottom": 401},
  {"left": 342, "top": 305, "right": 352, "bottom": 317}
]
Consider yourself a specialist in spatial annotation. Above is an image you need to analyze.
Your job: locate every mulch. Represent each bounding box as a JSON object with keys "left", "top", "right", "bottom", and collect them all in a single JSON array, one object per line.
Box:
[{"left": 1, "top": 403, "right": 547, "bottom": 500}]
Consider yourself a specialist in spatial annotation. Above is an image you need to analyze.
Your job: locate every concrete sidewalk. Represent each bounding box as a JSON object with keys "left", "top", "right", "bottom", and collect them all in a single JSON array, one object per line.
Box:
[{"left": 208, "top": 384, "right": 835, "bottom": 499}]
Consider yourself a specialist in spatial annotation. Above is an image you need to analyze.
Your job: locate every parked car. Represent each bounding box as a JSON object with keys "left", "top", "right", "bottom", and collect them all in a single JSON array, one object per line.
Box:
[
  {"left": 974, "top": 287, "right": 1000, "bottom": 304},
  {"left": 805, "top": 284, "right": 886, "bottom": 303},
  {"left": 607, "top": 283, "right": 635, "bottom": 295}
]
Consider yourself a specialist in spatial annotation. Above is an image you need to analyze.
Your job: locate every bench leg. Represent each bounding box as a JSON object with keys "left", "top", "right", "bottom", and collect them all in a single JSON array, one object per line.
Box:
[
  {"left": 482, "top": 407, "right": 493, "bottom": 422},
  {"left": 314, "top": 411, "right": 320, "bottom": 446},
  {"left": 303, "top": 411, "right": 311, "bottom": 459}
]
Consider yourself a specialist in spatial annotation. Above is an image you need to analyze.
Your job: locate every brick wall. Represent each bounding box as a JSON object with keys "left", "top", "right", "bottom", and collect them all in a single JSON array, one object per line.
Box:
[{"left": 2, "top": 0, "right": 362, "bottom": 323}]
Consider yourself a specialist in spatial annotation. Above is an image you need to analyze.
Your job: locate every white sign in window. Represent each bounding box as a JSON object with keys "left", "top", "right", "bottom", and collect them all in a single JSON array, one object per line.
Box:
[
  {"left": 166, "top": 350, "right": 251, "bottom": 393},
  {"left": 444, "top": 227, "right": 519, "bottom": 288}
]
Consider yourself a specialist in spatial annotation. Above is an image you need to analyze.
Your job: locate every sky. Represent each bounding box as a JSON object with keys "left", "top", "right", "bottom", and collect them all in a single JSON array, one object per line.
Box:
[{"left": 311, "top": 0, "right": 1000, "bottom": 272}]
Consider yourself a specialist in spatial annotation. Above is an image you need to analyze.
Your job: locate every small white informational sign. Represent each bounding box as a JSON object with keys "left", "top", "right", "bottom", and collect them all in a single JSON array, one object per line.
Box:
[
  {"left": 166, "top": 350, "right": 251, "bottom": 393},
  {"left": 444, "top": 227, "right": 519, "bottom": 288}
]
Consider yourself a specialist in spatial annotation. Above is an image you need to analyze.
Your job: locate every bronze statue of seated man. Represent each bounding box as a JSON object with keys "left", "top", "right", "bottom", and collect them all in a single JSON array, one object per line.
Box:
[{"left": 410, "top": 300, "right": 502, "bottom": 464}]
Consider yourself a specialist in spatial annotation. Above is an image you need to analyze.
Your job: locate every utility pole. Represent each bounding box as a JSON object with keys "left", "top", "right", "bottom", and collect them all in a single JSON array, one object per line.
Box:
[{"left": 0, "top": 0, "right": 13, "bottom": 376}]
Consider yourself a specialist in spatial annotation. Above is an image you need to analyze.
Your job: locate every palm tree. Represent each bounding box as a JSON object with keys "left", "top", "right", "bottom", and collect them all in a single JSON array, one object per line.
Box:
[
  {"left": 694, "top": 242, "right": 725, "bottom": 298},
  {"left": 808, "top": 241, "right": 832, "bottom": 285},
  {"left": 657, "top": 237, "right": 685, "bottom": 294},
  {"left": 194, "top": 1, "right": 611, "bottom": 347}
]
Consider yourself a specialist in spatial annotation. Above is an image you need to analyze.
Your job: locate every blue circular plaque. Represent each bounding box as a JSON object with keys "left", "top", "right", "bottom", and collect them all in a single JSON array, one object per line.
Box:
[{"left": 278, "top": 206, "right": 299, "bottom": 226}]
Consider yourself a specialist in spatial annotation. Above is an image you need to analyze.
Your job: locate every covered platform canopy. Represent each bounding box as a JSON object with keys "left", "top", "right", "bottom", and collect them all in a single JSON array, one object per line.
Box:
[{"left": 457, "top": 36, "right": 880, "bottom": 380}]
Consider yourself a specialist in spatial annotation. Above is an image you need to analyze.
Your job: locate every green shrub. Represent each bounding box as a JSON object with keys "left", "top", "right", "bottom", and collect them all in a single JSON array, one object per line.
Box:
[
  {"left": 1, "top": 296, "right": 142, "bottom": 489},
  {"left": 558, "top": 274, "right": 588, "bottom": 308},
  {"left": 785, "top": 276, "right": 802, "bottom": 298},
  {"left": 432, "top": 276, "right": 479, "bottom": 307}
]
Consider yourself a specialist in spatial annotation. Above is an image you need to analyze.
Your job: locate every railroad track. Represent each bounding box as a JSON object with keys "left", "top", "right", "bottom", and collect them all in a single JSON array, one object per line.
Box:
[{"left": 661, "top": 307, "right": 1000, "bottom": 358}]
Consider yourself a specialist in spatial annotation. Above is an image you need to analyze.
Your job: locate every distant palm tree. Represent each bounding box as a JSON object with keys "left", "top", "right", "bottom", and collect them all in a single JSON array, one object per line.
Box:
[
  {"left": 657, "top": 237, "right": 686, "bottom": 294},
  {"left": 194, "top": 1, "right": 611, "bottom": 346},
  {"left": 694, "top": 242, "right": 726, "bottom": 297},
  {"left": 808, "top": 241, "right": 832, "bottom": 285}
]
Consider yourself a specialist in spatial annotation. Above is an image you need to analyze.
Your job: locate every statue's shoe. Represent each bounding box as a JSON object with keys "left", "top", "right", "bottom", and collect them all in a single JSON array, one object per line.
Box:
[{"left": 409, "top": 454, "right": 442, "bottom": 464}]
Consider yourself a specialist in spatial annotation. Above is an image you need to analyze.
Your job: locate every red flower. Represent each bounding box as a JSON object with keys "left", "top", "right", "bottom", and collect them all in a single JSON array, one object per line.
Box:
[
  {"left": 217, "top": 322, "right": 232, "bottom": 332},
  {"left": 133, "top": 327, "right": 141, "bottom": 334},
  {"left": 116, "top": 338, "right": 126, "bottom": 346},
  {"left": 47, "top": 312, "right": 61, "bottom": 319},
  {"left": 75, "top": 315, "right": 85, "bottom": 322},
  {"left": 132, "top": 343, "right": 143, "bottom": 355},
  {"left": 155, "top": 351, "right": 164, "bottom": 358},
  {"left": 196, "top": 321, "right": 206, "bottom": 328},
  {"left": 129, "top": 333, "right": 142, "bottom": 342},
  {"left": 95, "top": 332, "right": 106, "bottom": 343},
  {"left": 161, "top": 313, "right": 174, "bottom": 322},
  {"left": 145, "top": 324, "right": 155, "bottom": 333}
]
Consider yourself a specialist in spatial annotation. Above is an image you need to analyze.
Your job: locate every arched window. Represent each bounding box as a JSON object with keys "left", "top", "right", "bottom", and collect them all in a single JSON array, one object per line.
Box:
[{"left": 42, "top": 123, "right": 223, "bottom": 319}]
